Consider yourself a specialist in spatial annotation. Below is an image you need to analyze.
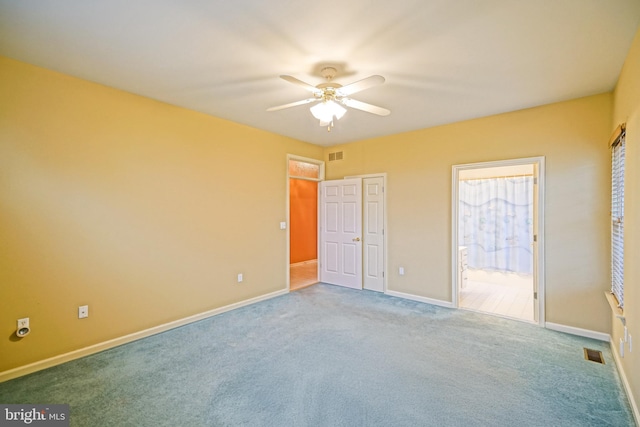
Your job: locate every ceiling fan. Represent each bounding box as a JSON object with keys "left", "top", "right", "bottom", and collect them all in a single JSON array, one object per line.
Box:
[{"left": 267, "top": 66, "right": 390, "bottom": 131}]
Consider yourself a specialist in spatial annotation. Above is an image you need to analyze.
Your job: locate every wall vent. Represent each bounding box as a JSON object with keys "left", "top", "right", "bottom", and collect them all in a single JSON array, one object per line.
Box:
[
  {"left": 583, "top": 348, "right": 605, "bottom": 364},
  {"left": 328, "top": 151, "right": 343, "bottom": 161}
]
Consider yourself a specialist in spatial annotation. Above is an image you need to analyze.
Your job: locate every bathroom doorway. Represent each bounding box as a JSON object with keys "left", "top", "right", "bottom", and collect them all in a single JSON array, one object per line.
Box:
[{"left": 452, "top": 157, "right": 545, "bottom": 324}]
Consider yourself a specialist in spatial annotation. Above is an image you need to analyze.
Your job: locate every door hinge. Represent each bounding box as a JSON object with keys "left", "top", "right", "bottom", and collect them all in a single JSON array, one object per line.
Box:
[
  {"left": 534, "top": 291, "right": 538, "bottom": 299},
  {"left": 533, "top": 235, "right": 537, "bottom": 242},
  {"left": 382, "top": 271, "right": 384, "bottom": 278},
  {"left": 534, "top": 177, "right": 538, "bottom": 185}
]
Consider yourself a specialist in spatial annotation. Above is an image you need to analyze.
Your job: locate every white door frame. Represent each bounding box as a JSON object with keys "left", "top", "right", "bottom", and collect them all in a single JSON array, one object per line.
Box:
[
  {"left": 286, "top": 154, "right": 325, "bottom": 291},
  {"left": 345, "top": 173, "right": 388, "bottom": 293},
  {"left": 451, "top": 157, "right": 545, "bottom": 325}
]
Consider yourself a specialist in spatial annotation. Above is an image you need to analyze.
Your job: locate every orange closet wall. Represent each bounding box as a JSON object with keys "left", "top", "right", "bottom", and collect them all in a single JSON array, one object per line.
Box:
[{"left": 290, "top": 179, "right": 317, "bottom": 263}]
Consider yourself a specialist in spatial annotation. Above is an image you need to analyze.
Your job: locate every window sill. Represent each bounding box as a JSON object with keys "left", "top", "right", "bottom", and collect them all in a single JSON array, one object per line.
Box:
[{"left": 605, "top": 292, "right": 625, "bottom": 324}]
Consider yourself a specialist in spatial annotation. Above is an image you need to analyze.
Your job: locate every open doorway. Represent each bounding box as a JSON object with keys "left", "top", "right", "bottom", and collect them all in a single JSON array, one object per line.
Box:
[
  {"left": 290, "top": 177, "right": 318, "bottom": 290},
  {"left": 452, "top": 158, "right": 545, "bottom": 325},
  {"left": 287, "top": 156, "right": 324, "bottom": 291}
]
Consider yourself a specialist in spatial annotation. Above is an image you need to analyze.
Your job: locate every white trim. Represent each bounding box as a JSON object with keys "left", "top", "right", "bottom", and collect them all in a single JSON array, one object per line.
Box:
[
  {"left": 290, "top": 259, "right": 318, "bottom": 268},
  {"left": 385, "top": 290, "right": 455, "bottom": 308},
  {"left": 610, "top": 340, "right": 640, "bottom": 426},
  {"left": 0, "top": 289, "right": 288, "bottom": 383},
  {"left": 604, "top": 291, "right": 625, "bottom": 321},
  {"left": 544, "top": 322, "right": 610, "bottom": 342},
  {"left": 451, "top": 156, "right": 546, "bottom": 326}
]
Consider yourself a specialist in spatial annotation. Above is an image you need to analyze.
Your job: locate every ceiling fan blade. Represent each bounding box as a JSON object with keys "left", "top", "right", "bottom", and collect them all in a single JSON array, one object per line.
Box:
[
  {"left": 342, "top": 98, "right": 390, "bottom": 116},
  {"left": 280, "top": 75, "right": 322, "bottom": 94},
  {"left": 266, "top": 98, "right": 317, "bottom": 112},
  {"left": 336, "top": 75, "right": 385, "bottom": 97}
]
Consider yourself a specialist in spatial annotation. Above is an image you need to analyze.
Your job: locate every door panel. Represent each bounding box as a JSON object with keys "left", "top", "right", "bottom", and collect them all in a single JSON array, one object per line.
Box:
[
  {"left": 343, "top": 244, "right": 357, "bottom": 275},
  {"left": 320, "top": 178, "right": 363, "bottom": 289},
  {"left": 344, "top": 202, "right": 357, "bottom": 232},
  {"left": 366, "top": 245, "right": 379, "bottom": 277},
  {"left": 326, "top": 203, "right": 338, "bottom": 232},
  {"left": 363, "top": 177, "right": 385, "bottom": 292},
  {"left": 326, "top": 242, "right": 339, "bottom": 272}
]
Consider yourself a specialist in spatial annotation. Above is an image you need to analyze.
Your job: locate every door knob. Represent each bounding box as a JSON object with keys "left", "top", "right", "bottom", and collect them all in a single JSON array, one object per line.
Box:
[{"left": 353, "top": 237, "right": 361, "bottom": 242}]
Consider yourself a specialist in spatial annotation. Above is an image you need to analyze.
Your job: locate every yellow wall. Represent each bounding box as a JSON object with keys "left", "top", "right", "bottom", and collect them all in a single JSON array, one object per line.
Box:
[
  {"left": 0, "top": 56, "right": 323, "bottom": 372},
  {"left": 612, "top": 26, "right": 640, "bottom": 417},
  {"left": 325, "top": 93, "right": 613, "bottom": 333}
]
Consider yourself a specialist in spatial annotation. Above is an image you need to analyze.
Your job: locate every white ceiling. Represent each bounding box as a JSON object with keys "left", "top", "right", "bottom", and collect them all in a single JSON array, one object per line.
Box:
[{"left": 1, "top": 1, "right": 639, "bottom": 146}]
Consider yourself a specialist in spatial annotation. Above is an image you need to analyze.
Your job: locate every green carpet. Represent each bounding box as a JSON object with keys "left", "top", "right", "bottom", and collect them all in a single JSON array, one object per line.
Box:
[{"left": 0, "top": 284, "right": 635, "bottom": 426}]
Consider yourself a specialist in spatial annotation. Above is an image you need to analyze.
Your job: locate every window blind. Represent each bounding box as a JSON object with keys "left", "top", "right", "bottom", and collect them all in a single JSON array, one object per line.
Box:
[{"left": 611, "top": 128, "right": 625, "bottom": 308}]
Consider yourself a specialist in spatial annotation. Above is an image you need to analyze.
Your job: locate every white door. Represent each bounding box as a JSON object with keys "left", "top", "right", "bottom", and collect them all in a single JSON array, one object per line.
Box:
[
  {"left": 319, "top": 178, "right": 362, "bottom": 289},
  {"left": 363, "top": 177, "right": 385, "bottom": 292}
]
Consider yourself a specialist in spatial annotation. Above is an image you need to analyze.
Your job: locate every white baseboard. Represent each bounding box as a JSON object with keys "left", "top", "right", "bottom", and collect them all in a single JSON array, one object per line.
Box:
[
  {"left": 385, "top": 290, "right": 454, "bottom": 308},
  {"left": 0, "top": 289, "right": 288, "bottom": 383},
  {"left": 544, "top": 322, "right": 610, "bottom": 342},
  {"left": 610, "top": 340, "right": 640, "bottom": 426},
  {"left": 290, "top": 259, "right": 318, "bottom": 267}
]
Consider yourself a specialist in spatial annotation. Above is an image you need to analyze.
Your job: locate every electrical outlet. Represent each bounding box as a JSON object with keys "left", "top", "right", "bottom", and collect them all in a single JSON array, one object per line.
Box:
[
  {"left": 78, "top": 305, "right": 89, "bottom": 319},
  {"left": 620, "top": 338, "right": 624, "bottom": 358},
  {"left": 17, "top": 318, "right": 29, "bottom": 329},
  {"left": 16, "top": 317, "right": 30, "bottom": 337},
  {"left": 237, "top": 273, "right": 243, "bottom": 283},
  {"left": 399, "top": 267, "right": 405, "bottom": 276}
]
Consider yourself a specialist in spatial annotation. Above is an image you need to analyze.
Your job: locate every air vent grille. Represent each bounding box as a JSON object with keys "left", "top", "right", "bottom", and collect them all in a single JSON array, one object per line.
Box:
[
  {"left": 328, "top": 151, "right": 343, "bottom": 161},
  {"left": 584, "top": 348, "right": 605, "bottom": 364}
]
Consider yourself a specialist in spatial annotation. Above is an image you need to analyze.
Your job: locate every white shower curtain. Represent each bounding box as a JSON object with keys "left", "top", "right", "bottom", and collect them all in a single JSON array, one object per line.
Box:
[{"left": 459, "top": 176, "right": 533, "bottom": 275}]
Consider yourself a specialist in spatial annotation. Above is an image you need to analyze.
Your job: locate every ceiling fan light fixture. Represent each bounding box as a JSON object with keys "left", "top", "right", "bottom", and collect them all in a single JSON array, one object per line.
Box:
[
  {"left": 268, "top": 68, "right": 389, "bottom": 132},
  {"left": 310, "top": 100, "right": 346, "bottom": 123}
]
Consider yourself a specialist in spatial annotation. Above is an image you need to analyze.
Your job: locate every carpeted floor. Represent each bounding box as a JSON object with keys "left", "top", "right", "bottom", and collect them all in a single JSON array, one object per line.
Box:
[{"left": 0, "top": 284, "right": 635, "bottom": 426}]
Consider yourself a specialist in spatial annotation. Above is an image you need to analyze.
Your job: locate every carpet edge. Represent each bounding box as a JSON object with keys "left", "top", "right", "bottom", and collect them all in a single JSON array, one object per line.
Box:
[
  {"left": 384, "top": 290, "right": 454, "bottom": 308},
  {"left": 610, "top": 340, "right": 640, "bottom": 426},
  {"left": 0, "top": 289, "right": 289, "bottom": 383}
]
